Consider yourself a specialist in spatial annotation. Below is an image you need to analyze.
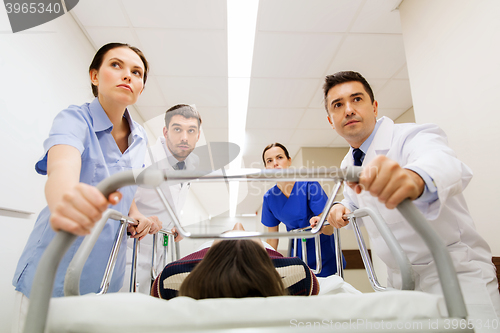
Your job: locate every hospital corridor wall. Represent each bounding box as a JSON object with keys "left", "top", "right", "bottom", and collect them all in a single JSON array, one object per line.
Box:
[{"left": 399, "top": 0, "right": 500, "bottom": 255}]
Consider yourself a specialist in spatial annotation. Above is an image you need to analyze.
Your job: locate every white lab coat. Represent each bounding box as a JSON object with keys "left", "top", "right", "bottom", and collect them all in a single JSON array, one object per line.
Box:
[
  {"left": 341, "top": 117, "right": 500, "bottom": 319},
  {"left": 121, "top": 137, "right": 198, "bottom": 294}
]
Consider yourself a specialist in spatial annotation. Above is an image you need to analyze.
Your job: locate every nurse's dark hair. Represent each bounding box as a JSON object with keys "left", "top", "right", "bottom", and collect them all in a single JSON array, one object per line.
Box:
[
  {"left": 262, "top": 142, "right": 291, "bottom": 166},
  {"left": 179, "top": 240, "right": 286, "bottom": 299},
  {"left": 323, "top": 71, "right": 374, "bottom": 112},
  {"left": 164, "top": 104, "right": 202, "bottom": 129},
  {"left": 89, "top": 42, "right": 149, "bottom": 97}
]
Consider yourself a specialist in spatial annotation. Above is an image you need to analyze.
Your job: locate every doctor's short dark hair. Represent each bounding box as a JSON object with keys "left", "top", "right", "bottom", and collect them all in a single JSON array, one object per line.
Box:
[
  {"left": 322, "top": 71, "right": 374, "bottom": 112},
  {"left": 164, "top": 104, "right": 202, "bottom": 129}
]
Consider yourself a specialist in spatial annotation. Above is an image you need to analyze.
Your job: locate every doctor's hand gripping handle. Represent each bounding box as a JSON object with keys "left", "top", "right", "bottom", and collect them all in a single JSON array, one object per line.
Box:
[{"left": 342, "top": 165, "right": 468, "bottom": 319}]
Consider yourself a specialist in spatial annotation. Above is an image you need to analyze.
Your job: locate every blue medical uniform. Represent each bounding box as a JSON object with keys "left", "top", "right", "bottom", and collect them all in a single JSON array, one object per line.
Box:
[
  {"left": 13, "top": 98, "right": 147, "bottom": 297},
  {"left": 261, "top": 181, "right": 344, "bottom": 277}
]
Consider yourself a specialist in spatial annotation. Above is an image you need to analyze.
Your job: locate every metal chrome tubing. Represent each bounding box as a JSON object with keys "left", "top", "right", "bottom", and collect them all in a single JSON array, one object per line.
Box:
[
  {"left": 312, "top": 234, "right": 323, "bottom": 275},
  {"left": 130, "top": 238, "right": 139, "bottom": 292},
  {"left": 97, "top": 218, "right": 129, "bottom": 295},
  {"left": 351, "top": 218, "right": 387, "bottom": 292},
  {"left": 334, "top": 228, "right": 343, "bottom": 279},
  {"left": 64, "top": 209, "right": 135, "bottom": 297},
  {"left": 346, "top": 207, "right": 415, "bottom": 291}
]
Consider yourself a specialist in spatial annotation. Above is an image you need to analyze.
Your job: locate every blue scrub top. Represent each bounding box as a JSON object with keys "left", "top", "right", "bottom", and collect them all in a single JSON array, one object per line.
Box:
[
  {"left": 261, "top": 181, "right": 344, "bottom": 277},
  {"left": 13, "top": 98, "right": 147, "bottom": 297}
]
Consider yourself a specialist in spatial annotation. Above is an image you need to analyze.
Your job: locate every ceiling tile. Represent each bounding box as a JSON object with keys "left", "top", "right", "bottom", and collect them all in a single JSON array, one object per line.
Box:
[
  {"left": 351, "top": 0, "right": 402, "bottom": 34},
  {"left": 258, "top": 0, "right": 363, "bottom": 32},
  {"left": 297, "top": 108, "right": 332, "bottom": 130},
  {"left": 135, "top": 78, "right": 166, "bottom": 107},
  {"left": 202, "top": 128, "right": 228, "bottom": 143},
  {"left": 378, "top": 108, "right": 408, "bottom": 121},
  {"left": 138, "top": 106, "right": 167, "bottom": 124},
  {"left": 252, "top": 32, "right": 343, "bottom": 78},
  {"left": 288, "top": 129, "right": 335, "bottom": 146},
  {"left": 199, "top": 107, "right": 228, "bottom": 129},
  {"left": 394, "top": 64, "right": 409, "bottom": 79},
  {"left": 157, "top": 76, "right": 228, "bottom": 107},
  {"left": 72, "top": 0, "right": 129, "bottom": 27},
  {"left": 85, "top": 27, "right": 139, "bottom": 49},
  {"left": 143, "top": 112, "right": 167, "bottom": 138},
  {"left": 376, "top": 79, "right": 413, "bottom": 109},
  {"left": 246, "top": 108, "right": 306, "bottom": 129},
  {"left": 121, "top": 0, "right": 226, "bottom": 30},
  {"left": 242, "top": 144, "right": 267, "bottom": 168},
  {"left": 136, "top": 29, "right": 227, "bottom": 77},
  {"left": 245, "top": 129, "right": 294, "bottom": 145},
  {"left": 327, "top": 34, "right": 407, "bottom": 79},
  {"left": 248, "top": 78, "right": 320, "bottom": 108}
]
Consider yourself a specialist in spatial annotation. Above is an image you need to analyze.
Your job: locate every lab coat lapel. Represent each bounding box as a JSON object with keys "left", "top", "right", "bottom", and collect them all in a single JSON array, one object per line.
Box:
[{"left": 364, "top": 117, "right": 394, "bottom": 164}]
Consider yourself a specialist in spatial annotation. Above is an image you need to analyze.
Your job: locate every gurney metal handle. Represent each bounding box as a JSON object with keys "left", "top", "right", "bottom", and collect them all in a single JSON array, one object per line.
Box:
[
  {"left": 347, "top": 208, "right": 415, "bottom": 291},
  {"left": 64, "top": 209, "right": 137, "bottom": 296},
  {"left": 23, "top": 166, "right": 468, "bottom": 333}
]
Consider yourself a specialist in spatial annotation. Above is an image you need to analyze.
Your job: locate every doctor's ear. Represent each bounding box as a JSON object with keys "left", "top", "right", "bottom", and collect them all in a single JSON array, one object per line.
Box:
[{"left": 327, "top": 115, "right": 334, "bottom": 128}]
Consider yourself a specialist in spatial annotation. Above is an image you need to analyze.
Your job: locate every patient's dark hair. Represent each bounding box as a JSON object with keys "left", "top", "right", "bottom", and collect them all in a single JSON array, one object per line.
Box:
[
  {"left": 323, "top": 71, "right": 374, "bottom": 112},
  {"left": 262, "top": 142, "right": 291, "bottom": 166},
  {"left": 179, "top": 240, "right": 286, "bottom": 299}
]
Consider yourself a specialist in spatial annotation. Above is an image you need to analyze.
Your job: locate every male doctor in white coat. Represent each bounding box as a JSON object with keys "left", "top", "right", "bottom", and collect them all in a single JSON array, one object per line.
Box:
[
  {"left": 313, "top": 71, "right": 500, "bottom": 321},
  {"left": 122, "top": 104, "right": 201, "bottom": 294}
]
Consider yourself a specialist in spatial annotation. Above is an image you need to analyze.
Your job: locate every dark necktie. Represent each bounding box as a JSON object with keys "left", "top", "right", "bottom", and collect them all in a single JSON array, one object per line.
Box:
[
  {"left": 352, "top": 148, "right": 364, "bottom": 166},
  {"left": 175, "top": 161, "right": 185, "bottom": 170}
]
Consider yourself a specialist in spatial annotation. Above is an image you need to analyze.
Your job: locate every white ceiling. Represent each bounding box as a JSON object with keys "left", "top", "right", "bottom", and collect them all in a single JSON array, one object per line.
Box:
[{"left": 70, "top": 0, "right": 411, "bottom": 217}]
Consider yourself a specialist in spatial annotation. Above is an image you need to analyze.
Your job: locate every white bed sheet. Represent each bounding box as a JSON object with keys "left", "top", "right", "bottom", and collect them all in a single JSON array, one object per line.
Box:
[{"left": 46, "top": 289, "right": 446, "bottom": 333}]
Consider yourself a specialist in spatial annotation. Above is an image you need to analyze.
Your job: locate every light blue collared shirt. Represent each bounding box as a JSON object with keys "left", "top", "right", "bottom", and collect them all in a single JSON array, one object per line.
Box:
[
  {"left": 354, "top": 118, "right": 437, "bottom": 203},
  {"left": 13, "top": 98, "right": 147, "bottom": 297}
]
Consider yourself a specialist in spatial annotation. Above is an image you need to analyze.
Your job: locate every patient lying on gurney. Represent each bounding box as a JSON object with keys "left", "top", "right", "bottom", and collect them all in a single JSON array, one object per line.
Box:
[{"left": 151, "top": 223, "right": 319, "bottom": 300}]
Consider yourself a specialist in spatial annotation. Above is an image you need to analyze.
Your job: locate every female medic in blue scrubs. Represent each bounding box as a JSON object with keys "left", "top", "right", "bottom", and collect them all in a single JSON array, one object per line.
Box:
[
  {"left": 260, "top": 143, "right": 344, "bottom": 277},
  {"left": 12, "top": 43, "right": 162, "bottom": 331}
]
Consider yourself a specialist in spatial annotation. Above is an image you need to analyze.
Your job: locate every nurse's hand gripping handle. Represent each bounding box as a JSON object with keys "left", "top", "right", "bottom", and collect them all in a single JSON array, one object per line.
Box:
[
  {"left": 345, "top": 166, "right": 468, "bottom": 319},
  {"left": 23, "top": 170, "right": 164, "bottom": 333}
]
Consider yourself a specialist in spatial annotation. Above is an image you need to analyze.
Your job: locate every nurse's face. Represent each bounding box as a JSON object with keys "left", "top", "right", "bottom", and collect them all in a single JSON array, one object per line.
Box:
[
  {"left": 264, "top": 147, "right": 291, "bottom": 169},
  {"left": 90, "top": 47, "right": 145, "bottom": 106},
  {"left": 326, "top": 81, "right": 378, "bottom": 148}
]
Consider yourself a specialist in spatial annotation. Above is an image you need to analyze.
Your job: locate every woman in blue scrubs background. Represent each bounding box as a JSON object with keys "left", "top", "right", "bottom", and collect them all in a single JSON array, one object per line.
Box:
[{"left": 260, "top": 142, "right": 344, "bottom": 277}]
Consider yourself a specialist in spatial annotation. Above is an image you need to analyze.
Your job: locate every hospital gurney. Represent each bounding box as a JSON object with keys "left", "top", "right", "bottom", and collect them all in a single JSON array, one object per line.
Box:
[{"left": 24, "top": 167, "right": 473, "bottom": 333}]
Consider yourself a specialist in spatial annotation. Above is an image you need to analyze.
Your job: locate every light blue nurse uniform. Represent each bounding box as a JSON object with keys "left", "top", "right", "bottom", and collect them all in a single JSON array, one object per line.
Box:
[{"left": 13, "top": 98, "right": 147, "bottom": 297}]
